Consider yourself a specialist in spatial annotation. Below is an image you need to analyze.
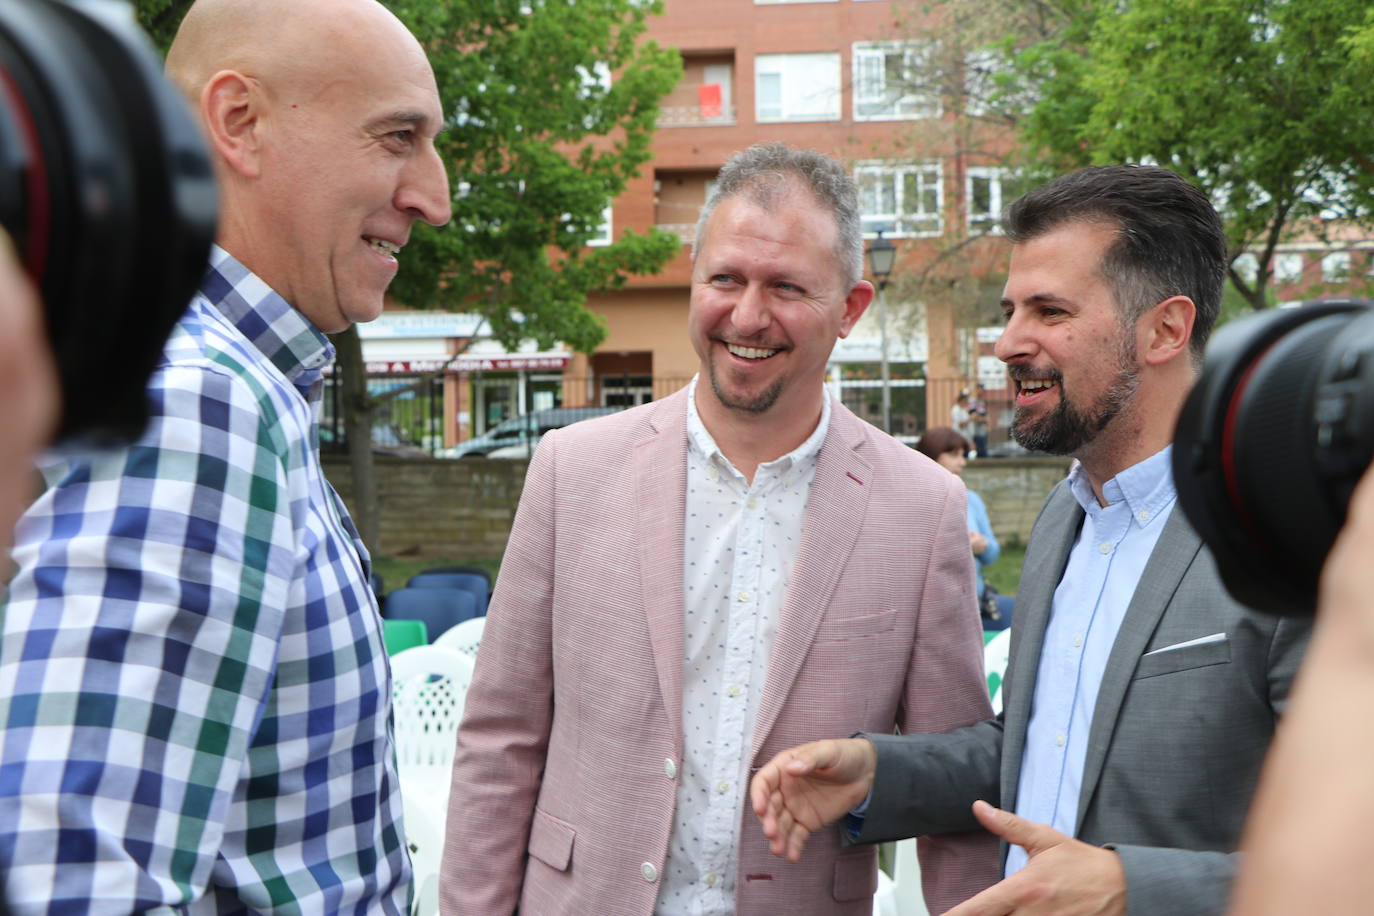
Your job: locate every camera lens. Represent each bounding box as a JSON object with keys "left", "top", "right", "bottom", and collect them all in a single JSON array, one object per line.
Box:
[
  {"left": 0, "top": 0, "right": 216, "bottom": 447},
  {"left": 1174, "top": 299, "right": 1374, "bottom": 615}
]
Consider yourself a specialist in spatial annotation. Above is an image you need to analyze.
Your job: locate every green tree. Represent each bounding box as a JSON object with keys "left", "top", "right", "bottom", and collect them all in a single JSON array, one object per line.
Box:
[
  {"left": 892, "top": 0, "right": 1374, "bottom": 320},
  {"left": 134, "top": 0, "right": 682, "bottom": 551},
  {"left": 1016, "top": 0, "right": 1374, "bottom": 311}
]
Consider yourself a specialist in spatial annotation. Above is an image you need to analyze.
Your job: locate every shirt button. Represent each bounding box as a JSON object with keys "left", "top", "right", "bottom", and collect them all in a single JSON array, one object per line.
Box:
[
  {"left": 664, "top": 758, "right": 677, "bottom": 779},
  {"left": 641, "top": 862, "right": 658, "bottom": 883},
  {"left": 1072, "top": 635, "right": 1083, "bottom": 648},
  {"left": 718, "top": 781, "right": 730, "bottom": 793},
  {"left": 728, "top": 685, "right": 742, "bottom": 698},
  {"left": 738, "top": 591, "right": 751, "bottom": 602},
  {"left": 706, "top": 873, "right": 718, "bottom": 886},
  {"left": 1055, "top": 734, "right": 1066, "bottom": 747},
  {"left": 1137, "top": 509, "right": 1151, "bottom": 522},
  {"left": 1099, "top": 542, "right": 1113, "bottom": 555},
  {"left": 747, "top": 498, "right": 759, "bottom": 509}
]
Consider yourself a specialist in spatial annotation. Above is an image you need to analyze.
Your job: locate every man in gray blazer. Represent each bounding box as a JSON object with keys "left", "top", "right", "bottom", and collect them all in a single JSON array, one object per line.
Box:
[{"left": 750, "top": 165, "right": 1310, "bottom": 915}]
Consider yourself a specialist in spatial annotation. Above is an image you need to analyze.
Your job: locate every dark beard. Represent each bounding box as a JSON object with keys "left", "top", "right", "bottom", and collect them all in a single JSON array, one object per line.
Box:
[{"left": 1011, "top": 360, "right": 1140, "bottom": 456}]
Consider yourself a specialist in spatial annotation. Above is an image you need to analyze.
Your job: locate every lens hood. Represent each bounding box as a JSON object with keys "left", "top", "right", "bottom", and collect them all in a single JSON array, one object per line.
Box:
[{"left": 1175, "top": 299, "right": 1374, "bottom": 614}]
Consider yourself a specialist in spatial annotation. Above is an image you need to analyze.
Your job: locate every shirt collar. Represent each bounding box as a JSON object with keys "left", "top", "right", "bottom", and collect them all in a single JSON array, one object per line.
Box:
[
  {"left": 199, "top": 245, "right": 335, "bottom": 394},
  {"left": 684, "top": 374, "right": 831, "bottom": 476},
  {"left": 1066, "top": 445, "right": 1177, "bottom": 527}
]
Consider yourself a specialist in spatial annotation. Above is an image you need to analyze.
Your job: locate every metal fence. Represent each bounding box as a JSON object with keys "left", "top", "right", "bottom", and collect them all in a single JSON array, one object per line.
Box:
[{"left": 320, "top": 371, "right": 1018, "bottom": 458}]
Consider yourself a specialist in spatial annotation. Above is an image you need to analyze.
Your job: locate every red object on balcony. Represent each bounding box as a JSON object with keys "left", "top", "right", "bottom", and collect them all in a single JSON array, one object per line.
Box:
[{"left": 698, "top": 83, "right": 722, "bottom": 119}]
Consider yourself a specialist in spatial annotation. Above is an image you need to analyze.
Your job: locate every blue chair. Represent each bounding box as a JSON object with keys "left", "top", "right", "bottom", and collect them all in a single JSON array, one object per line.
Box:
[
  {"left": 383, "top": 587, "right": 479, "bottom": 642},
  {"left": 417, "top": 564, "right": 493, "bottom": 589},
  {"left": 407, "top": 572, "right": 489, "bottom": 616}
]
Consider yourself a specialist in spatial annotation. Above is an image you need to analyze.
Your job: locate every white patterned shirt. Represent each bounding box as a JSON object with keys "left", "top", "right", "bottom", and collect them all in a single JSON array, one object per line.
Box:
[{"left": 655, "top": 377, "right": 830, "bottom": 915}]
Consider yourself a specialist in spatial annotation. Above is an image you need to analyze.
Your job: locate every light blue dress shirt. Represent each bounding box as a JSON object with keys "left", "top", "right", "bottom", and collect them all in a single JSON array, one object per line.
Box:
[{"left": 1005, "top": 446, "right": 1177, "bottom": 877}]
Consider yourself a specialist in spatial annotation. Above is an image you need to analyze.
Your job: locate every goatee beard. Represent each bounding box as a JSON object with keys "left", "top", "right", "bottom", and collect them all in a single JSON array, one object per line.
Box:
[{"left": 707, "top": 357, "right": 785, "bottom": 414}]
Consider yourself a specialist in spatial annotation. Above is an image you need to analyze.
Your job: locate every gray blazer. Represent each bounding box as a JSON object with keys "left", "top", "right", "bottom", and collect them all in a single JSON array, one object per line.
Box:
[{"left": 859, "top": 479, "right": 1311, "bottom": 915}]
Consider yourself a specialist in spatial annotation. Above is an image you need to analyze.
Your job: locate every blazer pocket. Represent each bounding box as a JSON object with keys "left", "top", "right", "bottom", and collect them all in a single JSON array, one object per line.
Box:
[
  {"left": 820, "top": 610, "right": 896, "bottom": 640},
  {"left": 1134, "top": 637, "right": 1231, "bottom": 680},
  {"left": 527, "top": 807, "right": 576, "bottom": 872},
  {"left": 832, "top": 847, "right": 879, "bottom": 901}
]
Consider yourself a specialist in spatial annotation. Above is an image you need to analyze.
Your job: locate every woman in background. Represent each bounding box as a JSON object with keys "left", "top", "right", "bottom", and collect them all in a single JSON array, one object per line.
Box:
[{"left": 916, "top": 426, "right": 1013, "bottom": 630}]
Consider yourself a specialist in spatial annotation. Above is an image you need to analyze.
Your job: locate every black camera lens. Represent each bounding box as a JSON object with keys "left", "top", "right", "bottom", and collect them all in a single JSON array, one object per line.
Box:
[
  {"left": 1174, "top": 299, "right": 1374, "bottom": 615},
  {"left": 0, "top": 0, "right": 216, "bottom": 447}
]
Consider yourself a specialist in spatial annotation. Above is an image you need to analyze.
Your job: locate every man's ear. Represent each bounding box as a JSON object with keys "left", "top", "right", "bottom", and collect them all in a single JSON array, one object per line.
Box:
[
  {"left": 1142, "top": 295, "right": 1196, "bottom": 366},
  {"left": 837, "top": 280, "right": 875, "bottom": 339},
  {"left": 200, "top": 70, "right": 264, "bottom": 179}
]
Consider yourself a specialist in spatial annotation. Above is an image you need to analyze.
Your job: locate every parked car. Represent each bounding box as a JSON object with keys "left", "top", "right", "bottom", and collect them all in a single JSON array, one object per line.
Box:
[{"left": 448, "top": 406, "right": 617, "bottom": 458}]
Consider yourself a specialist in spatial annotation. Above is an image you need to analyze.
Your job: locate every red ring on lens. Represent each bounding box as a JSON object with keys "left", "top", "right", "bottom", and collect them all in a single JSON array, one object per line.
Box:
[{"left": 0, "top": 62, "right": 49, "bottom": 279}]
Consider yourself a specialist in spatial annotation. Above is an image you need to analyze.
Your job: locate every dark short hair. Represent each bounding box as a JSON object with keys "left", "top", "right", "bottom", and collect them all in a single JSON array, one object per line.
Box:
[
  {"left": 1005, "top": 165, "right": 1227, "bottom": 363},
  {"left": 693, "top": 142, "right": 863, "bottom": 288},
  {"left": 916, "top": 426, "right": 970, "bottom": 462}
]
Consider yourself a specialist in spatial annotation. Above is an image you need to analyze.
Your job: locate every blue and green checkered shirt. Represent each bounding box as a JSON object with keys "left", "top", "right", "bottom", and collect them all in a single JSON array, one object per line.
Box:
[{"left": 0, "top": 247, "right": 410, "bottom": 913}]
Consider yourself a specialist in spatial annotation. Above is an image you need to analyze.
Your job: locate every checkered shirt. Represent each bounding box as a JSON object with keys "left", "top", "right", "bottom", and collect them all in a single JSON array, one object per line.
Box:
[{"left": 0, "top": 247, "right": 410, "bottom": 914}]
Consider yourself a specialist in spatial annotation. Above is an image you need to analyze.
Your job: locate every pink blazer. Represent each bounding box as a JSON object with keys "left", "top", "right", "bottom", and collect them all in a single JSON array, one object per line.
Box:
[{"left": 441, "top": 389, "right": 999, "bottom": 914}]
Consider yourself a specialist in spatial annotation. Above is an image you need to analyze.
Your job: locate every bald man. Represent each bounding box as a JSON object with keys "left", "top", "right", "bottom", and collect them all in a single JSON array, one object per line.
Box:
[{"left": 0, "top": 0, "right": 449, "bottom": 911}]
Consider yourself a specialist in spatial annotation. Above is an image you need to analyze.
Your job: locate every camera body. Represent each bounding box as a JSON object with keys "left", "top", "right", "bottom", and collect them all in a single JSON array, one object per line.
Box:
[
  {"left": 1174, "top": 298, "right": 1374, "bottom": 615},
  {"left": 0, "top": 0, "right": 216, "bottom": 446}
]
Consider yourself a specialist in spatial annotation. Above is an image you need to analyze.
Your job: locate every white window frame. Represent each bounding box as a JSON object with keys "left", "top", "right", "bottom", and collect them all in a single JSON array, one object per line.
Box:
[
  {"left": 855, "top": 160, "right": 943, "bottom": 238},
  {"left": 965, "top": 166, "right": 1017, "bottom": 235},
  {"left": 852, "top": 41, "right": 938, "bottom": 121},
  {"left": 754, "top": 52, "right": 841, "bottom": 123}
]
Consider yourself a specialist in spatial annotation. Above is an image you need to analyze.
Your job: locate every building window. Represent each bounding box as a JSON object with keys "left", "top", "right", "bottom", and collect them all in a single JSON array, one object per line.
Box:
[
  {"left": 966, "top": 166, "right": 1027, "bottom": 235},
  {"left": 855, "top": 161, "right": 943, "bottom": 238},
  {"left": 1322, "top": 251, "right": 1351, "bottom": 282},
  {"left": 1232, "top": 252, "right": 1259, "bottom": 286},
  {"left": 754, "top": 53, "right": 841, "bottom": 122},
  {"left": 589, "top": 204, "right": 612, "bottom": 247},
  {"left": 1275, "top": 252, "right": 1304, "bottom": 284},
  {"left": 852, "top": 41, "right": 937, "bottom": 121}
]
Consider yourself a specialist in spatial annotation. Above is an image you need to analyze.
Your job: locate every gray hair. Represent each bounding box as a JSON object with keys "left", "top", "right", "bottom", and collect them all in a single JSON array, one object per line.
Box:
[{"left": 692, "top": 142, "right": 864, "bottom": 289}]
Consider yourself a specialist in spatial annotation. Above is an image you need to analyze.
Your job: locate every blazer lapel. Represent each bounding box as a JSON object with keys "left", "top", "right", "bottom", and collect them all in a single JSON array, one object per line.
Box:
[
  {"left": 751, "top": 403, "right": 871, "bottom": 760},
  {"left": 999, "top": 482, "right": 1079, "bottom": 813},
  {"left": 635, "top": 392, "right": 690, "bottom": 752},
  {"left": 1074, "top": 505, "right": 1201, "bottom": 829}
]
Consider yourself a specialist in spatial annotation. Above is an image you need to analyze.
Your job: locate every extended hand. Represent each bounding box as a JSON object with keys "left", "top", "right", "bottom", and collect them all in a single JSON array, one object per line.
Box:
[
  {"left": 749, "top": 738, "right": 876, "bottom": 862},
  {"left": 970, "top": 530, "right": 989, "bottom": 555},
  {"left": 945, "top": 802, "right": 1126, "bottom": 916}
]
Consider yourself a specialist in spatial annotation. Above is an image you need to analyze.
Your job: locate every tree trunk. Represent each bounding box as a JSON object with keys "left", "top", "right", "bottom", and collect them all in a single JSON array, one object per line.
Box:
[{"left": 330, "top": 325, "right": 380, "bottom": 555}]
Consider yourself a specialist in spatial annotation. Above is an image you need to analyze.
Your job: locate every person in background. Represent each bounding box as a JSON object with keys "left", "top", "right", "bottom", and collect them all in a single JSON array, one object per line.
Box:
[
  {"left": 968, "top": 385, "right": 990, "bottom": 458},
  {"left": 916, "top": 426, "right": 1013, "bottom": 630},
  {"left": 0, "top": 0, "right": 450, "bottom": 910},
  {"left": 442, "top": 142, "right": 998, "bottom": 916},
  {"left": 750, "top": 164, "right": 1310, "bottom": 916},
  {"left": 950, "top": 390, "right": 974, "bottom": 444}
]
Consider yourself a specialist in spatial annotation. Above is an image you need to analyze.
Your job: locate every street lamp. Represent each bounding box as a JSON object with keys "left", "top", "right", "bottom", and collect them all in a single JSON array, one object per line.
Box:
[{"left": 866, "top": 229, "right": 896, "bottom": 434}]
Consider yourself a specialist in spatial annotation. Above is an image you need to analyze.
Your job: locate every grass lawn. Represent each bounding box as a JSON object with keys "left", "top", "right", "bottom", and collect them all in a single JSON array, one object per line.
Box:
[{"left": 983, "top": 542, "right": 1025, "bottom": 598}]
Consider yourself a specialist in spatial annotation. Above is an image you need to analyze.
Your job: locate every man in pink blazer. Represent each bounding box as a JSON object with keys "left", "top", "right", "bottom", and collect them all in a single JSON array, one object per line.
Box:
[{"left": 442, "top": 143, "right": 999, "bottom": 915}]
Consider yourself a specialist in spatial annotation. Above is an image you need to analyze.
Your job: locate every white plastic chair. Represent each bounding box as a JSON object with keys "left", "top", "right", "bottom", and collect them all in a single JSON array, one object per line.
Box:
[
  {"left": 390, "top": 646, "right": 475, "bottom": 807},
  {"left": 432, "top": 615, "right": 485, "bottom": 666},
  {"left": 401, "top": 780, "right": 444, "bottom": 916},
  {"left": 890, "top": 837, "right": 929, "bottom": 916},
  {"left": 984, "top": 629, "right": 1012, "bottom": 716}
]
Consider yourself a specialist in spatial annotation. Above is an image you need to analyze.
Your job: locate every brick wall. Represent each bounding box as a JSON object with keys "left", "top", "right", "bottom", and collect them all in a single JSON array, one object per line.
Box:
[
  {"left": 963, "top": 458, "right": 1074, "bottom": 548},
  {"left": 324, "top": 455, "right": 1072, "bottom": 560},
  {"left": 324, "top": 456, "right": 530, "bottom": 561}
]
